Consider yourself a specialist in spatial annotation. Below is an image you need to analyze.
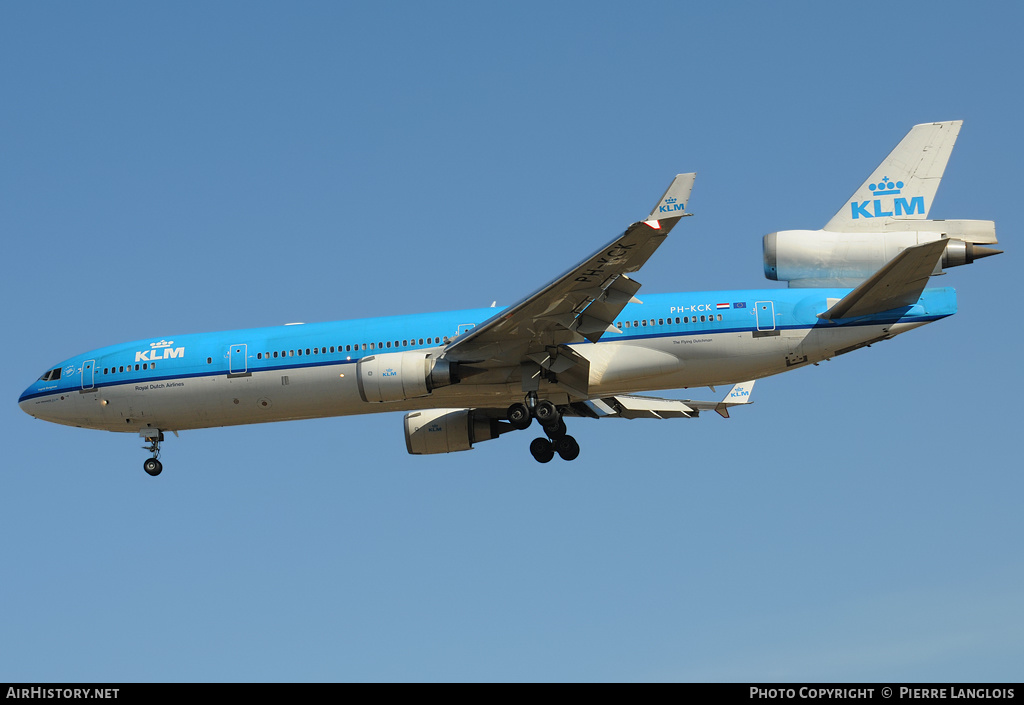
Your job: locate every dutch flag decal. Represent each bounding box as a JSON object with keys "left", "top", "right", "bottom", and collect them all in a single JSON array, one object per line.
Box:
[{"left": 716, "top": 303, "right": 730, "bottom": 310}]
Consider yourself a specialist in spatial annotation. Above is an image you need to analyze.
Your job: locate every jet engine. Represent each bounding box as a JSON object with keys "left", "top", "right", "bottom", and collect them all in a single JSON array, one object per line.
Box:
[
  {"left": 404, "top": 408, "right": 505, "bottom": 455},
  {"left": 764, "top": 221, "right": 1000, "bottom": 288},
  {"left": 357, "top": 352, "right": 460, "bottom": 403}
]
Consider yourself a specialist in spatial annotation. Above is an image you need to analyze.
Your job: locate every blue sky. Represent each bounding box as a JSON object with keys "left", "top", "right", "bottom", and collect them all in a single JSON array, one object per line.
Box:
[{"left": 2, "top": 2, "right": 1021, "bottom": 682}]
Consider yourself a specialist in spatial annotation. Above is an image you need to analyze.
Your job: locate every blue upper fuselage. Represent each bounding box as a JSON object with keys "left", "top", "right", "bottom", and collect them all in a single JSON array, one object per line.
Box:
[{"left": 19, "top": 287, "right": 957, "bottom": 404}]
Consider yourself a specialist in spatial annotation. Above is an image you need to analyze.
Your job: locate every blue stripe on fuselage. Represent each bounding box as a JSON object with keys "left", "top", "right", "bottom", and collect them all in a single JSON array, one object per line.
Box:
[{"left": 18, "top": 288, "right": 957, "bottom": 403}]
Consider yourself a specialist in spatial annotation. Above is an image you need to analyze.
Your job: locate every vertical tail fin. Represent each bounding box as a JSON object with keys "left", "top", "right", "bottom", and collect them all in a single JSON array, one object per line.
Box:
[{"left": 824, "top": 120, "right": 962, "bottom": 232}]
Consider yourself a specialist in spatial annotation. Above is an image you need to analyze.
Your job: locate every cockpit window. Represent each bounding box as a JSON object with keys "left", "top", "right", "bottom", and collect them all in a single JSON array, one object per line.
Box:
[{"left": 39, "top": 367, "right": 62, "bottom": 382}]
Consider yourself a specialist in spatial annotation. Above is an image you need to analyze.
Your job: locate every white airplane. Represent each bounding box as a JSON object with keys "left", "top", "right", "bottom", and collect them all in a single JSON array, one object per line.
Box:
[{"left": 19, "top": 121, "right": 1000, "bottom": 475}]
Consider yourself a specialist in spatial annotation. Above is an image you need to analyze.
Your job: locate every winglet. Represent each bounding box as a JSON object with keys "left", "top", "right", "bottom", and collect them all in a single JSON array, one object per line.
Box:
[
  {"left": 647, "top": 173, "right": 696, "bottom": 221},
  {"left": 715, "top": 381, "right": 755, "bottom": 418}
]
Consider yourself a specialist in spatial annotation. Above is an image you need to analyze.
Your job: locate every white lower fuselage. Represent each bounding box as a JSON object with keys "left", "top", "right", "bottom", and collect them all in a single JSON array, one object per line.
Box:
[{"left": 20, "top": 287, "right": 952, "bottom": 434}]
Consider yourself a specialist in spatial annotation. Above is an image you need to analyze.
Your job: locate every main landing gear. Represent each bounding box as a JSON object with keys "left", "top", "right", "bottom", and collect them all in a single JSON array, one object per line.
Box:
[
  {"left": 507, "top": 396, "right": 580, "bottom": 463},
  {"left": 141, "top": 429, "right": 164, "bottom": 476}
]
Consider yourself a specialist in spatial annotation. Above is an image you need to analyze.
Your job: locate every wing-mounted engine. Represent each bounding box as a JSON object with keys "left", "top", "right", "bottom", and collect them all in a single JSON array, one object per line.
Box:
[
  {"left": 357, "top": 351, "right": 461, "bottom": 403},
  {"left": 404, "top": 408, "right": 511, "bottom": 455}
]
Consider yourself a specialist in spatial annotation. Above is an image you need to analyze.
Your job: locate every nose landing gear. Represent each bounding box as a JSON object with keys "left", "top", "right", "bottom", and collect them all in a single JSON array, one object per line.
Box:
[{"left": 141, "top": 429, "right": 164, "bottom": 476}]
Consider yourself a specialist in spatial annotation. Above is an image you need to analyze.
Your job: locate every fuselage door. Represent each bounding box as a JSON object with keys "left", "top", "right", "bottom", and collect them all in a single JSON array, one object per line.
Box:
[
  {"left": 81, "top": 360, "right": 96, "bottom": 390},
  {"left": 229, "top": 344, "right": 248, "bottom": 375},
  {"left": 755, "top": 301, "right": 776, "bottom": 331}
]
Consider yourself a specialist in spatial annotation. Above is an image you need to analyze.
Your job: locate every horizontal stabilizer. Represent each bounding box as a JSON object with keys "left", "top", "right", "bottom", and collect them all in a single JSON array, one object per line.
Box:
[{"left": 818, "top": 239, "right": 947, "bottom": 320}]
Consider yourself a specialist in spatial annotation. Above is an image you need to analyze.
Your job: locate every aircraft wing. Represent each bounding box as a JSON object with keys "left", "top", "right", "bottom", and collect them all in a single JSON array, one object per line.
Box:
[
  {"left": 441, "top": 174, "right": 696, "bottom": 381},
  {"left": 573, "top": 381, "right": 755, "bottom": 420}
]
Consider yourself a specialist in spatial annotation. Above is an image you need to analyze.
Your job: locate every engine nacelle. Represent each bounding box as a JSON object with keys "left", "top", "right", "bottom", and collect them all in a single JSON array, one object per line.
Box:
[
  {"left": 357, "top": 351, "right": 459, "bottom": 403},
  {"left": 764, "top": 220, "right": 999, "bottom": 287},
  {"left": 404, "top": 408, "right": 502, "bottom": 455}
]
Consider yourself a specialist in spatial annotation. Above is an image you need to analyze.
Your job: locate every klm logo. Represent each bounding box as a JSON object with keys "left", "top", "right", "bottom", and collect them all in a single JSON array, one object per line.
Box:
[
  {"left": 428, "top": 423, "right": 443, "bottom": 433},
  {"left": 871, "top": 176, "right": 902, "bottom": 196},
  {"left": 658, "top": 197, "right": 685, "bottom": 214},
  {"left": 730, "top": 389, "right": 750, "bottom": 399},
  {"left": 850, "top": 176, "right": 924, "bottom": 219},
  {"left": 383, "top": 368, "right": 397, "bottom": 377},
  {"left": 135, "top": 340, "right": 185, "bottom": 363}
]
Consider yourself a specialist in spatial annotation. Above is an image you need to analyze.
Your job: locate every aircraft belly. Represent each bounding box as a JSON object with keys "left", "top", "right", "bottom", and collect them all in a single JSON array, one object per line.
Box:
[{"left": 37, "top": 322, "right": 922, "bottom": 434}]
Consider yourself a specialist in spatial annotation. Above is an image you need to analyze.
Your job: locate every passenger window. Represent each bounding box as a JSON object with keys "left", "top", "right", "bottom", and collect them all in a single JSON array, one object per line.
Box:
[
  {"left": 386, "top": 341, "right": 391, "bottom": 348},
  {"left": 624, "top": 321, "right": 631, "bottom": 328},
  {"left": 717, "top": 314, "right": 723, "bottom": 321},
  {"left": 306, "top": 348, "right": 311, "bottom": 355},
  {"left": 658, "top": 319, "right": 663, "bottom": 326},
  {"left": 641, "top": 320, "right": 647, "bottom": 327}
]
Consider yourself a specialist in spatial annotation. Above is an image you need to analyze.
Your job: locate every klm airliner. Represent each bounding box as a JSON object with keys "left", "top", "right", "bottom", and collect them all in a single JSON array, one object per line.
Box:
[{"left": 19, "top": 121, "right": 1000, "bottom": 475}]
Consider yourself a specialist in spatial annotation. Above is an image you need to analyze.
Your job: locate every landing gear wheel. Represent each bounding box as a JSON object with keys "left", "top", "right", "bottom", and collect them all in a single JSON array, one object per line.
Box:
[
  {"left": 554, "top": 435, "right": 580, "bottom": 461},
  {"left": 534, "top": 400, "right": 558, "bottom": 424},
  {"left": 543, "top": 417, "right": 567, "bottom": 439},
  {"left": 507, "top": 402, "right": 532, "bottom": 430},
  {"left": 143, "top": 458, "right": 163, "bottom": 476},
  {"left": 529, "top": 437, "right": 555, "bottom": 464}
]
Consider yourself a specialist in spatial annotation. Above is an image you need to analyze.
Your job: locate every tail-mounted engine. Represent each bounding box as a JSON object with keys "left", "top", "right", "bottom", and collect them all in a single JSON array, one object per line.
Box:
[
  {"left": 404, "top": 408, "right": 508, "bottom": 455},
  {"left": 764, "top": 221, "right": 1000, "bottom": 288},
  {"left": 357, "top": 351, "right": 460, "bottom": 403}
]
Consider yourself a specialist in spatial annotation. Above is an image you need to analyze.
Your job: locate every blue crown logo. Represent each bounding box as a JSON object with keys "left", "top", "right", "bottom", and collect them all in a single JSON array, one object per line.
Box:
[{"left": 868, "top": 176, "right": 903, "bottom": 196}]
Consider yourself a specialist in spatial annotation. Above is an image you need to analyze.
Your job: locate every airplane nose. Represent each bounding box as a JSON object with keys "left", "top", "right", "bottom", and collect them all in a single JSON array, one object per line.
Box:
[{"left": 19, "top": 387, "right": 40, "bottom": 419}]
